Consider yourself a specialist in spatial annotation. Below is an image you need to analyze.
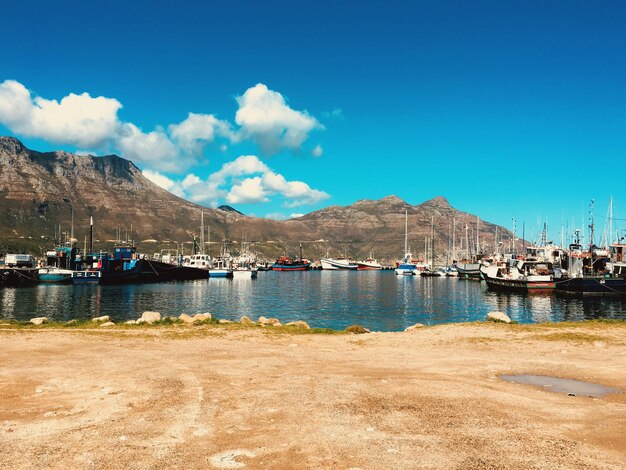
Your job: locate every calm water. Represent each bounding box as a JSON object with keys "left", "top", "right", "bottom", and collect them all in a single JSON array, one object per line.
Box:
[{"left": 1, "top": 271, "right": 625, "bottom": 331}]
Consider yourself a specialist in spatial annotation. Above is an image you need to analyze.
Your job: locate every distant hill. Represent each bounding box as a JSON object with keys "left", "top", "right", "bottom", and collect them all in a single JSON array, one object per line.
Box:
[{"left": 0, "top": 137, "right": 516, "bottom": 261}]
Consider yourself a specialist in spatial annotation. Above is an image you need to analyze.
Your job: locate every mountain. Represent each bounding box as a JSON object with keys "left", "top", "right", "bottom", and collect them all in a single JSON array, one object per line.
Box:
[{"left": 0, "top": 137, "right": 517, "bottom": 261}]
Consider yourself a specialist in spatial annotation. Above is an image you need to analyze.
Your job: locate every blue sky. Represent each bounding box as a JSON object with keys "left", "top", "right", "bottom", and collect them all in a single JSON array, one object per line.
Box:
[{"left": 1, "top": 1, "right": 625, "bottom": 242}]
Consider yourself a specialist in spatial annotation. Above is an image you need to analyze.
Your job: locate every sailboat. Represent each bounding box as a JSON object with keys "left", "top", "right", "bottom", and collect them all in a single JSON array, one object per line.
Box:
[{"left": 395, "top": 211, "right": 418, "bottom": 275}]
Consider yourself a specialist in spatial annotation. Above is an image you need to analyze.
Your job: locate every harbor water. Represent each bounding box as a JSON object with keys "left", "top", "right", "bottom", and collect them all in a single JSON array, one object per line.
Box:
[{"left": 0, "top": 270, "right": 624, "bottom": 331}]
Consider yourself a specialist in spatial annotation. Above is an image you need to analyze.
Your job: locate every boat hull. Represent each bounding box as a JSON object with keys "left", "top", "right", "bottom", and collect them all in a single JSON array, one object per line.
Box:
[
  {"left": 100, "top": 259, "right": 208, "bottom": 284},
  {"left": 72, "top": 271, "right": 102, "bottom": 284},
  {"left": 0, "top": 268, "right": 39, "bottom": 287},
  {"left": 272, "top": 264, "right": 310, "bottom": 271},
  {"left": 209, "top": 269, "right": 232, "bottom": 278},
  {"left": 320, "top": 258, "right": 358, "bottom": 270},
  {"left": 232, "top": 269, "right": 257, "bottom": 279},
  {"left": 483, "top": 275, "right": 556, "bottom": 293},
  {"left": 455, "top": 263, "right": 482, "bottom": 279},
  {"left": 555, "top": 277, "right": 626, "bottom": 296},
  {"left": 38, "top": 268, "right": 73, "bottom": 284},
  {"left": 357, "top": 262, "right": 382, "bottom": 270}
]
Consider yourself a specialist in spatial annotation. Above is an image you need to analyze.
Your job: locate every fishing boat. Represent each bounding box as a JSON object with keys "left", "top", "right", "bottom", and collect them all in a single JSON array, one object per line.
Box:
[
  {"left": 209, "top": 240, "right": 233, "bottom": 278},
  {"left": 272, "top": 243, "right": 311, "bottom": 271},
  {"left": 481, "top": 260, "right": 556, "bottom": 292},
  {"left": 37, "top": 267, "right": 74, "bottom": 284},
  {"left": 356, "top": 257, "right": 382, "bottom": 270},
  {"left": 320, "top": 255, "right": 358, "bottom": 270},
  {"left": 232, "top": 241, "right": 258, "bottom": 279},
  {"left": 454, "top": 262, "right": 482, "bottom": 279}
]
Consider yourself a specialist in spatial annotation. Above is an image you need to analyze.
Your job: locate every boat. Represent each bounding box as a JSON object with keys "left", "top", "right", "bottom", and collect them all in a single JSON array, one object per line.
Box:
[
  {"left": 454, "top": 262, "right": 482, "bottom": 279},
  {"left": 231, "top": 241, "right": 258, "bottom": 279},
  {"left": 71, "top": 270, "right": 102, "bottom": 284},
  {"left": 356, "top": 257, "right": 382, "bottom": 270},
  {"left": 553, "top": 205, "right": 626, "bottom": 296},
  {"left": 209, "top": 240, "right": 233, "bottom": 278},
  {"left": 320, "top": 256, "right": 358, "bottom": 270},
  {"left": 76, "top": 246, "right": 208, "bottom": 284},
  {"left": 37, "top": 267, "right": 74, "bottom": 284},
  {"left": 272, "top": 243, "right": 311, "bottom": 271},
  {"left": 554, "top": 240, "right": 625, "bottom": 296},
  {"left": 481, "top": 260, "right": 556, "bottom": 292},
  {"left": 395, "top": 211, "right": 418, "bottom": 276},
  {"left": 421, "top": 267, "right": 447, "bottom": 277},
  {"left": 272, "top": 256, "right": 311, "bottom": 271}
]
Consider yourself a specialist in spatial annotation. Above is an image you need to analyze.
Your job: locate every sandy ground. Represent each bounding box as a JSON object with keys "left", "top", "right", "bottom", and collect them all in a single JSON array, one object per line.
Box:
[{"left": 0, "top": 323, "right": 625, "bottom": 469}]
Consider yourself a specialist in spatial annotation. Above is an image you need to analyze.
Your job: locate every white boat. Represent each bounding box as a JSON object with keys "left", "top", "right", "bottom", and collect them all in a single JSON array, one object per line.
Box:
[
  {"left": 232, "top": 267, "right": 258, "bottom": 279},
  {"left": 357, "top": 257, "right": 382, "bottom": 270},
  {"left": 320, "top": 257, "right": 358, "bottom": 270},
  {"left": 183, "top": 254, "right": 211, "bottom": 270},
  {"left": 37, "top": 266, "right": 74, "bottom": 283},
  {"left": 395, "top": 211, "right": 418, "bottom": 275}
]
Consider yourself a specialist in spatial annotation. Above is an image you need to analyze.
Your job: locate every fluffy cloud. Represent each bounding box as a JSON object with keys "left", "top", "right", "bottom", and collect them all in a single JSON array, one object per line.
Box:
[
  {"left": 142, "top": 169, "right": 186, "bottom": 197},
  {"left": 235, "top": 83, "right": 323, "bottom": 154},
  {"left": 158, "top": 154, "right": 329, "bottom": 208},
  {"left": 0, "top": 80, "right": 121, "bottom": 148},
  {"left": 311, "top": 144, "right": 323, "bottom": 157},
  {"left": 0, "top": 80, "right": 325, "bottom": 172}
]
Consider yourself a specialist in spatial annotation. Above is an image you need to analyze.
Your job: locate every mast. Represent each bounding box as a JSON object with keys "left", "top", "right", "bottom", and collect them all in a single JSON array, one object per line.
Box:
[
  {"left": 89, "top": 216, "right": 94, "bottom": 254},
  {"left": 200, "top": 211, "right": 205, "bottom": 255},
  {"left": 299, "top": 242, "right": 303, "bottom": 262},
  {"left": 465, "top": 224, "right": 470, "bottom": 260},
  {"left": 70, "top": 206, "right": 74, "bottom": 243},
  {"left": 476, "top": 216, "right": 480, "bottom": 255},
  {"left": 431, "top": 216, "right": 435, "bottom": 268},
  {"left": 589, "top": 199, "right": 595, "bottom": 247},
  {"left": 452, "top": 217, "right": 456, "bottom": 262},
  {"left": 404, "top": 210, "right": 408, "bottom": 258}
]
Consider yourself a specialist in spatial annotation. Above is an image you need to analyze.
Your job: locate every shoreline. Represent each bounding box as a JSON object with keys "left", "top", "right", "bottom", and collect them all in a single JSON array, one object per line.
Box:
[{"left": 1, "top": 319, "right": 625, "bottom": 468}]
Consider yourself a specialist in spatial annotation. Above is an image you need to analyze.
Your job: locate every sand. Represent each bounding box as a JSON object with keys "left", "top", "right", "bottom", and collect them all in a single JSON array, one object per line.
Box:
[{"left": 0, "top": 322, "right": 625, "bottom": 469}]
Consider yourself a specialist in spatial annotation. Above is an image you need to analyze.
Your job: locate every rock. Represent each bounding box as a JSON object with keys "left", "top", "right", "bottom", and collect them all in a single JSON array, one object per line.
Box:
[
  {"left": 65, "top": 319, "right": 80, "bottom": 325},
  {"left": 285, "top": 320, "right": 311, "bottom": 329},
  {"left": 240, "top": 316, "right": 255, "bottom": 325},
  {"left": 30, "top": 317, "right": 48, "bottom": 325},
  {"left": 486, "top": 311, "right": 511, "bottom": 324},
  {"left": 258, "top": 316, "right": 281, "bottom": 326},
  {"left": 404, "top": 323, "right": 425, "bottom": 332},
  {"left": 179, "top": 314, "right": 194, "bottom": 323},
  {"left": 92, "top": 315, "right": 110, "bottom": 323},
  {"left": 140, "top": 311, "right": 161, "bottom": 324},
  {"left": 124, "top": 320, "right": 136, "bottom": 325},
  {"left": 345, "top": 325, "right": 370, "bottom": 334},
  {"left": 100, "top": 321, "right": 115, "bottom": 327},
  {"left": 135, "top": 318, "right": 147, "bottom": 325},
  {"left": 218, "top": 319, "right": 233, "bottom": 324},
  {"left": 192, "top": 313, "right": 212, "bottom": 322}
]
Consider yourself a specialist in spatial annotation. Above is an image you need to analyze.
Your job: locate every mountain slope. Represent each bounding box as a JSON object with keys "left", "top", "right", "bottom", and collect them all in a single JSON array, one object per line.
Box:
[{"left": 0, "top": 137, "right": 516, "bottom": 261}]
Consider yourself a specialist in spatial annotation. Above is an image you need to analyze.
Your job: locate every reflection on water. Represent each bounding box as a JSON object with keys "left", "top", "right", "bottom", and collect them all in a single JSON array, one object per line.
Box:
[{"left": 0, "top": 271, "right": 625, "bottom": 330}]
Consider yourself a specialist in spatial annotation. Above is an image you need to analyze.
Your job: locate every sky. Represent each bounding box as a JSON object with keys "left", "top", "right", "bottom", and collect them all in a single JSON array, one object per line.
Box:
[{"left": 1, "top": 0, "right": 625, "bottom": 243}]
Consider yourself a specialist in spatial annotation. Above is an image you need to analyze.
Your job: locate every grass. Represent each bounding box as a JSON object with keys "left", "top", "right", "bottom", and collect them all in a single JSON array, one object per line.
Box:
[{"left": 530, "top": 332, "right": 610, "bottom": 343}]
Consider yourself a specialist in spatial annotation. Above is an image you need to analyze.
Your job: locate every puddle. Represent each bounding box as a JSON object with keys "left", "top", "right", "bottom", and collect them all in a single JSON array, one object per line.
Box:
[{"left": 500, "top": 374, "right": 620, "bottom": 397}]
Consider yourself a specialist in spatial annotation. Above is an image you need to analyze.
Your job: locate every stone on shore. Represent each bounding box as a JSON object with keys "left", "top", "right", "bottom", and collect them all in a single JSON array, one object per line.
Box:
[
  {"left": 140, "top": 311, "right": 161, "bottom": 324},
  {"left": 100, "top": 322, "right": 115, "bottom": 327},
  {"left": 345, "top": 325, "right": 370, "bottom": 334},
  {"left": 92, "top": 315, "right": 110, "bottom": 323},
  {"left": 486, "top": 311, "right": 511, "bottom": 323},
  {"left": 285, "top": 320, "right": 311, "bottom": 329},
  {"left": 240, "top": 316, "right": 255, "bottom": 325},
  {"left": 404, "top": 323, "right": 425, "bottom": 332},
  {"left": 30, "top": 317, "right": 48, "bottom": 325},
  {"left": 125, "top": 320, "right": 136, "bottom": 325},
  {"left": 218, "top": 319, "right": 233, "bottom": 324},
  {"left": 65, "top": 319, "right": 80, "bottom": 326},
  {"left": 179, "top": 314, "right": 194, "bottom": 323},
  {"left": 192, "top": 313, "right": 212, "bottom": 322},
  {"left": 258, "top": 316, "right": 281, "bottom": 326}
]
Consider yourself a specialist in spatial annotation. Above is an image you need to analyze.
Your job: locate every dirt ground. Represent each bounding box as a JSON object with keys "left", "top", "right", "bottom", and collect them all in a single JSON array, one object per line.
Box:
[{"left": 0, "top": 322, "right": 625, "bottom": 469}]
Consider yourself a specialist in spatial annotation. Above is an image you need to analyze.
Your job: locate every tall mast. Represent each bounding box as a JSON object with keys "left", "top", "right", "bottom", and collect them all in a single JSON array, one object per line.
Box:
[
  {"left": 200, "top": 211, "right": 205, "bottom": 255},
  {"left": 70, "top": 206, "right": 74, "bottom": 243},
  {"left": 589, "top": 199, "right": 595, "bottom": 247},
  {"left": 431, "top": 216, "right": 435, "bottom": 268},
  {"left": 452, "top": 217, "right": 456, "bottom": 262},
  {"left": 404, "top": 210, "right": 408, "bottom": 258},
  {"left": 476, "top": 216, "right": 480, "bottom": 255},
  {"left": 89, "top": 216, "right": 94, "bottom": 254},
  {"left": 609, "top": 196, "right": 614, "bottom": 246}
]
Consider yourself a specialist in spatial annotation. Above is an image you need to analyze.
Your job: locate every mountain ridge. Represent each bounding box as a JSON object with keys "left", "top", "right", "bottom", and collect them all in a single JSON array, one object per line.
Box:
[{"left": 0, "top": 137, "right": 516, "bottom": 261}]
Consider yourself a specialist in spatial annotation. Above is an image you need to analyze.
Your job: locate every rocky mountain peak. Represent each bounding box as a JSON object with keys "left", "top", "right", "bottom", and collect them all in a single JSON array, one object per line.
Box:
[
  {"left": 422, "top": 195, "right": 450, "bottom": 208},
  {"left": 0, "top": 136, "right": 26, "bottom": 154},
  {"left": 380, "top": 195, "right": 406, "bottom": 204}
]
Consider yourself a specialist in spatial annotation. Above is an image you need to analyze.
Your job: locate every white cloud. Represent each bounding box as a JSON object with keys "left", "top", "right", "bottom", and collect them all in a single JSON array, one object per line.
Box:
[
  {"left": 155, "top": 154, "right": 329, "bottom": 208},
  {"left": 169, "top": 112, "right": 232, "bottom": 153},
  {"left": 142, "top": 169, "right": 185, "bottom": 197},
  {"left": 290, "top": 213, "right": 304, "bottom": 218},
  {"left": 116, "top": 123, "right": 184, "bottom": 173},
  {"left": 234, "top": 83, "right": 323, "bottom": 154},
  {"left": 227, "top": 176, "right": 269, "bottom": 204},
  {"left": 0, "top": 79, "right": 122, "bottom": 148},
  {"left": 265, "top": 212, "right": 288, "bottom": 220},
  {"left": 311, "top": 144, "right": 323, "bottom": 157}
]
